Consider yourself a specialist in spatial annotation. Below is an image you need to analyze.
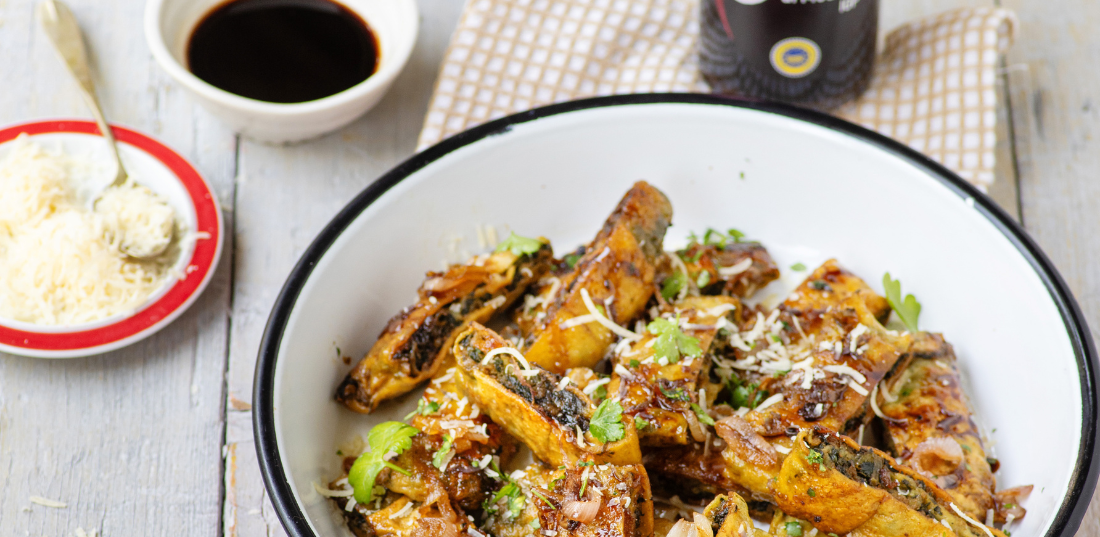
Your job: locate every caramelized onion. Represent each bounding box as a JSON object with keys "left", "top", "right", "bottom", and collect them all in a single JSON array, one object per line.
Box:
[
  {"left": 693, "top": 512, "right": 714, "bottom": 537},
  {"left": 684, "top": 409, "right": 708, "bottom": 442},
  {"left": 667, "top": 520, "right": 700, "bottom": 537},
  {"left": 911, "top": 437, "right": 965, "bottom": 477},
  {"left": 562, "top": 494, "right": 602, "bottom": 523},
  {"left": 995, "top": 485, "right": 1033, "bottom": 520},
  {"left": 715, "top": 414, "right": 779, "bottom": 467},
  {"left": 416, "top": 517, "right": 459, "bottom": 537}
]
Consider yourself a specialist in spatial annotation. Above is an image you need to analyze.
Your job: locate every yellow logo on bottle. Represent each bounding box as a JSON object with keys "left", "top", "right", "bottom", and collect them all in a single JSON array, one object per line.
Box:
[{"left": 769, "top": 37, "right": 821, "bottom": 78}]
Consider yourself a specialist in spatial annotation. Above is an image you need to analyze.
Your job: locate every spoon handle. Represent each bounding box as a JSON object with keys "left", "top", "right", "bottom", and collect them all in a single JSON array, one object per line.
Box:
[{"left": 37, "top": 0, "right": 127, "bottom": 186}]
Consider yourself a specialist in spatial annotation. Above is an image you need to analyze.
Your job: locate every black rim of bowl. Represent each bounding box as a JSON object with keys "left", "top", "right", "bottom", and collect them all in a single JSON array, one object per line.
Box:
[{"left": 254, "top": 93, "right": 1099, "bottom": 537}]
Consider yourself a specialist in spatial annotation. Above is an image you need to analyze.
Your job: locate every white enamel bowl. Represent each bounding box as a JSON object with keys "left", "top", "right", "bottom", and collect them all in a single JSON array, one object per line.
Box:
[
  {"left": 0, "top": 119, "right": 223, "bottom": 358},
  {"left": 254, "top": 95, "right": 1099, "bottom": 537}
]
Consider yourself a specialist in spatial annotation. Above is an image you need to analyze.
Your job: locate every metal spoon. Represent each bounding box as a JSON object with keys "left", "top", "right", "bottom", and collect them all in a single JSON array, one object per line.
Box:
[{"left": 37, "top": 0, "right": 174, "bottom": 259}]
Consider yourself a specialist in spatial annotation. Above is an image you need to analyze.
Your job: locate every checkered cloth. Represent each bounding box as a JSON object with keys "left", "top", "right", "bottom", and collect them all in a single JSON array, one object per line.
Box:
[{"left": 417, "top": 2, "right": 1017, "bottom": 189}]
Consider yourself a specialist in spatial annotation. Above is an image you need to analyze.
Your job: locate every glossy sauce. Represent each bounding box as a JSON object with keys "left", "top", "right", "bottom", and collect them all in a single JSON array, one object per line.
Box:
[{"left": 187, "top": 0, "right": 378, "bottom": 104}]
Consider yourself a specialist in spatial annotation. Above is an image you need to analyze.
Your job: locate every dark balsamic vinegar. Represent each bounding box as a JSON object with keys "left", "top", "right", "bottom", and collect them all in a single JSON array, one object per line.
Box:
[{"left": 187, "top": 0, "right": 378, "bottom": 104}]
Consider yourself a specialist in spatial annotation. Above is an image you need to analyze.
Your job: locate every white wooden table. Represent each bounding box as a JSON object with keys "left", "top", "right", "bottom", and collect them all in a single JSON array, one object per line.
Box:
[{"left": 0, "top": 0, "right": 1095, "bottom": 536}]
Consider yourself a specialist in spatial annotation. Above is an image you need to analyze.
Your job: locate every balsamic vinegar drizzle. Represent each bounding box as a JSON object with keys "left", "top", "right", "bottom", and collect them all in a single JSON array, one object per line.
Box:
[{"left": 188, "top": 0, "right": 378, "bottom": 104}]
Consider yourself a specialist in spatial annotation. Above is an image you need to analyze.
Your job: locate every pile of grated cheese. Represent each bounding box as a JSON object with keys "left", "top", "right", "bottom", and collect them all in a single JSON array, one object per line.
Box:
[{"left": 0, "top": 136, "right": 173, "bottom": 325}]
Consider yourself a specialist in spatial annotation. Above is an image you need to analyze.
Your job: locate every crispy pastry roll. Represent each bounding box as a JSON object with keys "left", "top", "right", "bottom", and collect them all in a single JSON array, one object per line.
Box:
[
  {"left": 880, "top": 332, "right": 1030, "bottom": 523},
  {"left": 453, "top": 323, "right": 641, "bottom": 466},
  {"left": 608, "top": 295, "right": 741, "bottom": 447},
  {"left": 336, "top": 244, "right": 553, "bottom": 412},
  {"left": 332, "top": 492, "right": 475, "bottom": 537},
  {"left": 700, "top": 261, "right": 909, "bottom": 499},
  {"left": 773, "top": 430, "right": 1007, "bottom": 537},
  {"left": 520, "top": 181, "right": 672, "bottom": 373},
  {"left": 673, "top": 239, "right": 781, "bottom": 299},
  {"left": 705, "top": 493, "right": 769, "bottom": 537},
  {"left": 483, "top": 462, "right": 655, "bottom": 537},
  {"left": 374, "top": 363, "right": 520, "bottom": 512}
]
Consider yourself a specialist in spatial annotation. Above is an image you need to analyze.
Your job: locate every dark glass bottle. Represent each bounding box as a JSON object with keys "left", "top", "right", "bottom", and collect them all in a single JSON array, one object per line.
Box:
[{"left": 699, "top": 0, "right": 879, "bottom": 110}]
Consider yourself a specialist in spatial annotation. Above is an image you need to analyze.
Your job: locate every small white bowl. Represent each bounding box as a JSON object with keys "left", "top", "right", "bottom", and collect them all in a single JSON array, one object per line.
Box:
[{"left": 144, "top": 0, "right": 418, "bottom": 144}]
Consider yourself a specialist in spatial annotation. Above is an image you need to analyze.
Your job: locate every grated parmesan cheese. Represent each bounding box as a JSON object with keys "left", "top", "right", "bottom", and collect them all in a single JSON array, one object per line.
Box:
[{"left": 0, "top": 137, "right": 178, "bottom": 325}]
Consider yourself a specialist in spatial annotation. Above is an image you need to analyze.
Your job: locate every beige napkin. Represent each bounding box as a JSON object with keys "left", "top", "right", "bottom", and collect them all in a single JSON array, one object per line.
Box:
[{"left": 417, "top": 2, "right": 1017, "bottom": 190}]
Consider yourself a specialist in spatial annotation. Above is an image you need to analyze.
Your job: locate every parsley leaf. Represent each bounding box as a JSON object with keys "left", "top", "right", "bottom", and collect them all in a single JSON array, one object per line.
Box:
[
  {"left": 495, "top": 232, "right": 543, "bottom": 257},
  {"left": 790, "top": 262, "right": 807, "bottom": 272},
  {"left": 348, "top": 422, "right": 419, "bottom": 503},
  {"left": 696, "top": 270, "right": 711, "bottom": 288},
  {"left": 883, "top": 273, "right": 922, "bottom": 332},
  {"left": 703, "top": 228, "right": 726, "bottom": 247},
  {"left": 660, "top": 385, "right": 691, "bottom": 402},
  {"left": 485, "top": 482, "right": 526, "bottom": 521},
  {"left": 731, "top": 384, "right": 754, "bottom": 408},
  {"left": 404, "top": 399, "right": 440, "bottom": 420},
  {"left": 634, "top": 416, "right": 650, "bottom": 430},
  {"left": 431, "top": 434, "right": 455, "bottom": 469},
  {"left": 589, "top": 399, "right": 625, "bottom": 443},
  {"left": 592, "top": 384, "right": 608, "bottom": 402},
  {"left": 660, "top": 271, "right": 687, "bottom": 300},
  {"left": 690, "top": 403, "right": 715, "bottom": 426},
  {"left": 647, "top": 315, "right": 702, "bottom": 364},
  {"left": 806, "top": 449, "right": 825, "bottom": 471},
  {"left": 786, "top": 521, "right": 804, "bottom": 536}
]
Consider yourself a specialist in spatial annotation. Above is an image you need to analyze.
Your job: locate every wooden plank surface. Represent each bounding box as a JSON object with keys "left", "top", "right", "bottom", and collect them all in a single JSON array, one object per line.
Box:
[
  {"left": 996, "top": 1, "right": 1100, "bottom": 534},
  {"left": 218, "top": 1, "right": 468, "bottom": 534},
  {"left": 0, "top": 1, "right": 237, "bottom": 536}
]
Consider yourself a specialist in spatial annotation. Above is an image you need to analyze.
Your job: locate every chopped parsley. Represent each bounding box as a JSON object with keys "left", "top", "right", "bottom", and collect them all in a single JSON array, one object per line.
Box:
[
  {"left": 348, "top": 422, "right": 419, "bottom": 503},
  {"left": 883, "top": 273, "right": 921, "bottom": 332},
  {"left": 589, "top": 399, "right": 625, "bottom": 443},
  {"left": 690, "top": 403, "right": 715, "bottom": 426},
  {"left": 629, "top": 359, "right": 641, "bottom": 368},
  {"left": 563, "top": 252, "right": 582, "bottom": 268},
  {"left": 660, "top": 385, "right": 691, "bottom": 402},
  {"left": 790, "top": 262, "right": 807, "bottom": 272},
  {"left": 727, "top": 377, "right": 766, "bottom": 409},
  {"left": 404, "top": 399, "right": 440, "bottom": 420},
  {"left": 635, "top": 416, "right": 650, "bottom": 430},
  {"left": 484, "top": 482, "right": 525, "bottom": 521},
  {"left": 647, "top": 315, "right": 702, "bottom": 364},
  {"left": 660, "top": 271, "right": 688, "bottom": 300},
  {"left": 431, "top": 434, "right": 455, "bottom": 469},
  {"left": 495, "top": 232, "right": 543, "bottom": 257},
  {"left": 810, "top": 280, "right": 828, "bottom": 290},
  {"left": 806, "top": 450, "right": 825, "bottom": 471},
  {"left": 696, "top": 270, "right": 711, "bottom": 288},
  {"left": 692, "top": 227, "right": 746, "bottom": 248},
  {"left": 807, "top": 488, "right": 816, "bottom": 497},
  {"left": 530, "top": 489, "right": 556, "bottom": 509},
  {"left": 591, "top": 384, "right": 608, "bottom": 402},
  {"left": 785, "top": 521, "right": 804, "bottom": 536}
]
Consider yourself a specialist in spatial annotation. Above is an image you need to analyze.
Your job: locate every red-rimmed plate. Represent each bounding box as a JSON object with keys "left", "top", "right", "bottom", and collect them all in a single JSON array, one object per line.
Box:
[{"left": 0, "top": 119, "right": 223, "bottom": 358}]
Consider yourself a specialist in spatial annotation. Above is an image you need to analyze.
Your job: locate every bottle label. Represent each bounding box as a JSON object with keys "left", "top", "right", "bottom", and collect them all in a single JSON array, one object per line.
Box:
[{"left": 769, "top": 37, "right": 822, "bottom": 78}]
